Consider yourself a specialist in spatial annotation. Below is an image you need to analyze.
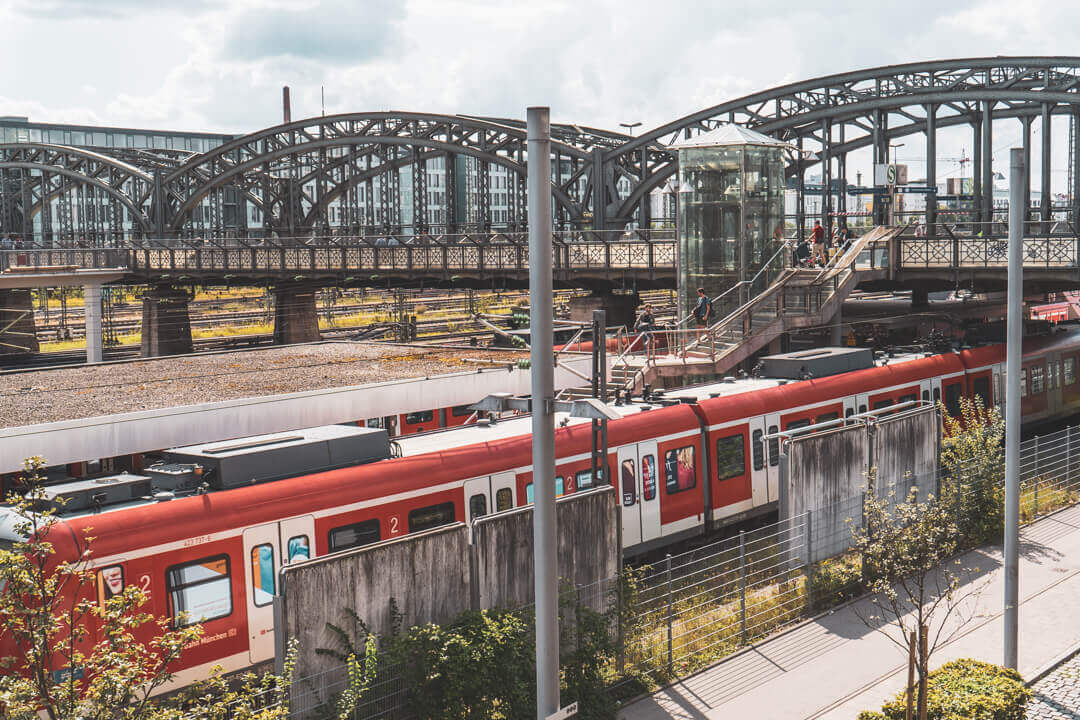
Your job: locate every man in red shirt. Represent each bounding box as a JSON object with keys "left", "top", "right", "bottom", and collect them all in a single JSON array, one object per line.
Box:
[{"left": 811, "top": 221, "right": 828, "bottom": 266}]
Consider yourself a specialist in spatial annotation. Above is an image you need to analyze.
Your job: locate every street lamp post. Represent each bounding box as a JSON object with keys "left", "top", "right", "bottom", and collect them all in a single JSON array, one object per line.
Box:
[
  {"left": 1004, "top": 147, "right": 1023, "bottom": 669},
  {"left": 620, "top": 122, "right": 642, "bottom": 136}
]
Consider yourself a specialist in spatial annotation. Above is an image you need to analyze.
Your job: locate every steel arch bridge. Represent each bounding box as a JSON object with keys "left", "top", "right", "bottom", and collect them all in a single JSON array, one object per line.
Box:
[{"left": 4, "top": 56, "right": 1080, "bottom": 244}]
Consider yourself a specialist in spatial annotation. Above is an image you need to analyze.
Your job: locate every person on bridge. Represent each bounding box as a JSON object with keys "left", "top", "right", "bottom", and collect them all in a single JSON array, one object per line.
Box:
[
  {"left": 693, "top": 288, "right": 712, "bottom": 341},
  {"left": 635, "top": 304, "right": 657, "bottom": 360},
  {"left": 811, "top": 221, "right": 827, "bottom": 266}
]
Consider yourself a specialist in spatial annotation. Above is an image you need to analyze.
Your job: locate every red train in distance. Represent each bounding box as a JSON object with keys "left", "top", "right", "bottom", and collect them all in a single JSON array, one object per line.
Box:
[{"left": 3, "top": 331, "right": 1080, "bottom": 690}]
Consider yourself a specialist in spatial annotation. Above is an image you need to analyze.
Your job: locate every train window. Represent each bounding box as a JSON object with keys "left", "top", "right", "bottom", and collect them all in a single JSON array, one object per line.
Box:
[
  {"left": 944, "top": 383, "right": 963, "bottom": 417},
  {"left": 469, "top": 494, "right": 487, "bottom": 520},
  {"left": 1020, "top": 369, "right": 1027, "bottom": 397},
  {"left": 922, "top": 390, "right": 930, "bottom": 402},
  {"left": 972, "top": 377, "right": 991, "bottom": 406},
  {"left": 621, "top": 460, "right": 636, "bottom": 506},
  {"left": 716, "top": 434, "right": 745, "bottom": 481},
  {"left": 166, "top": 555, "right": 232, "bottom": 627},
  {"left": 97, "top": 565, "right": 125, "bottom": 606},
  {"left": 250, "top": 544, "right": 275, "bottom": 607},
  {"left": 858, "top": 404, "right": 867, "bottom": 414},
  {"left": 495, "top": 488, "right": 513, "bottom": 511},
  {"left": 408, "top": 502, "right": 455, "bottom": 533},
  {"left": 993, "top": 374, "right": 1001, "bottom": 405},
  {"left": 932, "top": 388, "right": 940, "bottom": 404},
  {"left": 405, "top": 410, "right": 434, "bottom": 425},
  {"left": 576, "top": 468, "right": 601, "bottom": 490},
  {"left": 1030, "top": 366, "right": 1045, "bottom": 395},
  {"left": 642, "top": 455, "right": 657, "bottom": 500},
  {"left": 872, "top": 399, "right": 893, "bottom": 411},
  {"left": 767, "top": 425, "right": 779, "bottom": 467},
  {"left": 845, "top": 408, "right": 855, "bottom": 418},
  {"left": 898, "top": 394, "right": 917, "bottom": 405},
  {"left": 451, "top": 405, "right": 475, "bottom": 417},
  {"left": 816, "top": 412, "right": 840, "bottom": 424},
  {"left": 328, "top": 519, "right": 380, "bottom": 552},
  {"left": 664, "top": 446, "right": 697, "bottom": 494},
  {"left": 287, "top": 535, "right": 310, "bottom": 562},
  {"left": 787, "top": 419, "right": 812, "bottom": 431},
  {"left": 751, "top": 429, "right": 765, "bottom": 471},
  {"left": 1066, "top": 358, "right": 1077, "bottom": 385},
  {"left": 525, "top": 477, "right": 565, "bottom": 503}
]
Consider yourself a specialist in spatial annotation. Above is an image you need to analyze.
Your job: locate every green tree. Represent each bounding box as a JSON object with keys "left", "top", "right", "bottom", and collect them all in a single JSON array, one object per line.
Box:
[
  {"left": 939, "top": 397, "right": 1005, "bottom": 545},
  {"left": 0, "top": 457, "right": 373, "bottom": 720},
  {"left": 852, "top": 477, "right": 987, "bottom": 718}
]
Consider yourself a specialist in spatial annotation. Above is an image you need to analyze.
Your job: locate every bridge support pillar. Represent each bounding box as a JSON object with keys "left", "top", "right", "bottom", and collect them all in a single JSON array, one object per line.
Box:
[
  {"left": 84, "top": 285, "right": 103, "bottom": 363},
  {"left": 140, "top": 285, "right": 193, "bottom": 358},
  {"left": 272, "top": 282, "right": 321, "bottom": 345},
  {"left": 568, "top": 291, "right": 639, "bottom": 330},
  {"left": 0, "top": 288, "right": 39, "bottom": 357}
]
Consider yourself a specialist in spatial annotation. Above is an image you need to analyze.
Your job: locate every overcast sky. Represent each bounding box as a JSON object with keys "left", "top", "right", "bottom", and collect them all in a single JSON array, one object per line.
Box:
[{"left": 2, "top": 0, "right": 1078, "bottom": 188}]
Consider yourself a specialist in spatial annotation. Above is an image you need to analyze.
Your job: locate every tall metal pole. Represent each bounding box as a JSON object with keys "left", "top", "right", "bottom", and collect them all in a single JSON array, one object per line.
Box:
[
  {"left": 1004, "top": 147, "right": 1023, "bottom": 669},
  {"left": 527, "top": 106, "right": 559, "bottom": 719}
]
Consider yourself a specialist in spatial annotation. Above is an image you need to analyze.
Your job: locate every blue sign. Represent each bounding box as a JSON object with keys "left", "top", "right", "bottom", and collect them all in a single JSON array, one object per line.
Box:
[{"left": 52, "top": 666, "right": 85, "bottom": 683}]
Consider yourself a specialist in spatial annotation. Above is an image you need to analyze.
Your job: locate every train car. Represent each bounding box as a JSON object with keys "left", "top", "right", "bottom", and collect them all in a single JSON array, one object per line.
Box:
[{"left": 5, "top": 331, "right": 1080, "bottom": 689}]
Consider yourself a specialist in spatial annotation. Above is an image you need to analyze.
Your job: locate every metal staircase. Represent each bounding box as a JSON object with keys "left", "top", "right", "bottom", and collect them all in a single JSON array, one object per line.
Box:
[{"left": 611, "top": 226, "right": 901, "bottom": 396}]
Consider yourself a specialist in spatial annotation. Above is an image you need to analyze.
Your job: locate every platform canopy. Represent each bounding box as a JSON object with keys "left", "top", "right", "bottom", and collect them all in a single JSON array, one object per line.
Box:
[{"left": 669, "top": 123, "right": 794, "bottom": 150}]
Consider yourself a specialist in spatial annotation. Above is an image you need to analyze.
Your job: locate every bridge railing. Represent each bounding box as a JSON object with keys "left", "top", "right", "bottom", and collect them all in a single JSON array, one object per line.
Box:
[
  {"left": 121, "top": 230, "right": 677, "bottom": 276},
  {"left": 896, "top": 221, "right": 1080, "bottom": 269},
  {"left": 0, "top": 248, "right": 128, "bottom": 273}
]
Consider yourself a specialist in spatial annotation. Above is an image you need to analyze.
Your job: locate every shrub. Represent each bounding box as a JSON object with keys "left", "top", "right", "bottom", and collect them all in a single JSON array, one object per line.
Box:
[{"left": 872, "top": 659, "right": 1029, "bottom": 720}]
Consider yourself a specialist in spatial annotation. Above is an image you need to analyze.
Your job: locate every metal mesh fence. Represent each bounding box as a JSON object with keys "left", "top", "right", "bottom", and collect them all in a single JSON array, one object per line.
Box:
[{"left": 215, "top": 423, "right": 1080, "bottom": 719}]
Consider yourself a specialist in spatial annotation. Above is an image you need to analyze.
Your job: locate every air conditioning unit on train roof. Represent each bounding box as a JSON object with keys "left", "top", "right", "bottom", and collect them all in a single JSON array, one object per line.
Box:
[
  {"left": 758, "top": 346, "right": 874, "bottom": 380},
  {"left": 36, "top": 473, "right": 154, "bottom": 514},
  {"left": 153, "top": 425, "right": 391, "bottom": 492}
]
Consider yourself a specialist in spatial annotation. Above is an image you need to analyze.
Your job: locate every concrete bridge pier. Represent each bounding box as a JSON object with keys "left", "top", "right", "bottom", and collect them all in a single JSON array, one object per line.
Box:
[
  {"left": 0, "top": 288, "right": 39, "bottom": 357},
  {"left": 141, "top": 285, "right": 193, "bottom": 358},
  {"left": 568, "top": 290, "right": 640, "bottom": 330},
  {"left": 273, "top": 282, "right": 321, "bottom": 345}
]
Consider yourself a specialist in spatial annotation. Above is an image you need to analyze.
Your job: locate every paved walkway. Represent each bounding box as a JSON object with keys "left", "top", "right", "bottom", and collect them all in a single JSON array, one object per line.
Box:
[
  {"left": 1028, "top": 651, "right": 1080, "bottom": 719},
  {"left": 617, "top": 503, "right": 1080, "bottom": 720}
]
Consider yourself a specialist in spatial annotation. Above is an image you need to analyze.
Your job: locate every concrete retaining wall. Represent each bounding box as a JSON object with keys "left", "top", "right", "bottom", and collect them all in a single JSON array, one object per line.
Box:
[
  {"left": 782, "top": 406, "right": 939, "bottom": 563},
  {"left": 277, "top": 486, "right": 616, "bottom": 682},
  {"left": 473, "top": 486, "right": 617, "bottom": 610}
]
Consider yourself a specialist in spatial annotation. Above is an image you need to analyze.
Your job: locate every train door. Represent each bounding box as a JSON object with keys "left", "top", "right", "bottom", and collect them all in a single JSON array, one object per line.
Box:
[
  {"left": 279, "top": 515, "right": 316, "bottom": 565},
  {"left": 242, "top": 523, "right": 280, "bottom": 665},
  {"left": 617, "top": 445, "right": 642, "bottom": 548},
  {"left": 490, "top": 472, "right": 516, "bottom": 513},
  {"left": 464, "top": 476, "right": 492, "bottom": 523},
  {"left": 919, "top": 379, "right": 934, "bottom": 406},
  {"left": 764, "top": 412, "right": 782, "bottom": 504},
  {"left": 637, "top": 440, "right": 661, "bottom": 544},
  {"left": 855, "top": 393, "right": 870, "bottom": 415},
  {"left": 843, "top": 396, "right": 858, "bottom": 422},
  {"left": 749, "top": 416, "right": 769, "bottom": 506}
]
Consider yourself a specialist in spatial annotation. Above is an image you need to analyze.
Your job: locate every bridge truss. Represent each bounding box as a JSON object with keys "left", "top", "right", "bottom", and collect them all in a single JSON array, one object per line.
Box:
[{"left": 3, "top": 57, "right": 1080, "bottom": 244}]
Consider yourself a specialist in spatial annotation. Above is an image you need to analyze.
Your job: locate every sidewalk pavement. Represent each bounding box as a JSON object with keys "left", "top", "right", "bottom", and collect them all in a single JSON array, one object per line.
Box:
[
  {"left": 1026, "top": 649, "right": 1080, "bottom": 719},
  {"left": 617, "top": 502, "right": 1080, "bottom": 720}
]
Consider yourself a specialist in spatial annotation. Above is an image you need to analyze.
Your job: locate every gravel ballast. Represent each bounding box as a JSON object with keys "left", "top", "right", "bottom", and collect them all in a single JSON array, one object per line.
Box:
[{"left": 0, "top": 342, "right": 529, "bottom": 429}]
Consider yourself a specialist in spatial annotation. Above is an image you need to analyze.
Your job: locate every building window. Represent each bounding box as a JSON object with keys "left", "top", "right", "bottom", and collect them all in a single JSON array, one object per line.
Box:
[
  {"left": 97, "top": 565, "right": 125, "bottom": 606},
  {"left": 1065, "top": 358, "right": 1076, "bottom": 385},
  {"left": 328, "top": 519, "right": 380, "bottom": 552},
  {"left": 250, "top": 544, "right": 275, "bottom": 607},
  {"left": 716, "top": 434, "right": 745, "bottom": 481},
  {"left": 664, "top": 446, "right": 697, "bottom": 494},
  {"left": 408, "top": 502, "right": 455, "bottom": 532},
  {"left": 1030, "top": 366, "right": 1045, "bottom": 394},
  {"left": 1020, "top": 369, "right": 1028, "bottom": 397},
  {"left": 166, "top": 555, "right": 232, "bottom": 627}
]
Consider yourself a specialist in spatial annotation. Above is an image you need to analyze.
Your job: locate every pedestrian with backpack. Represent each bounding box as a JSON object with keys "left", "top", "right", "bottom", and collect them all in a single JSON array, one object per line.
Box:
[{"left": 693, "top": 287, "right": 711, "bottom": 342}]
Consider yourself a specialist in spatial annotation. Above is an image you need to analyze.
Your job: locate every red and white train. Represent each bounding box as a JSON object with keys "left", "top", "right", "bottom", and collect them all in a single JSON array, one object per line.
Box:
[{"left": 4, "top": 331, "right": 1080, "bottom": 687}]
